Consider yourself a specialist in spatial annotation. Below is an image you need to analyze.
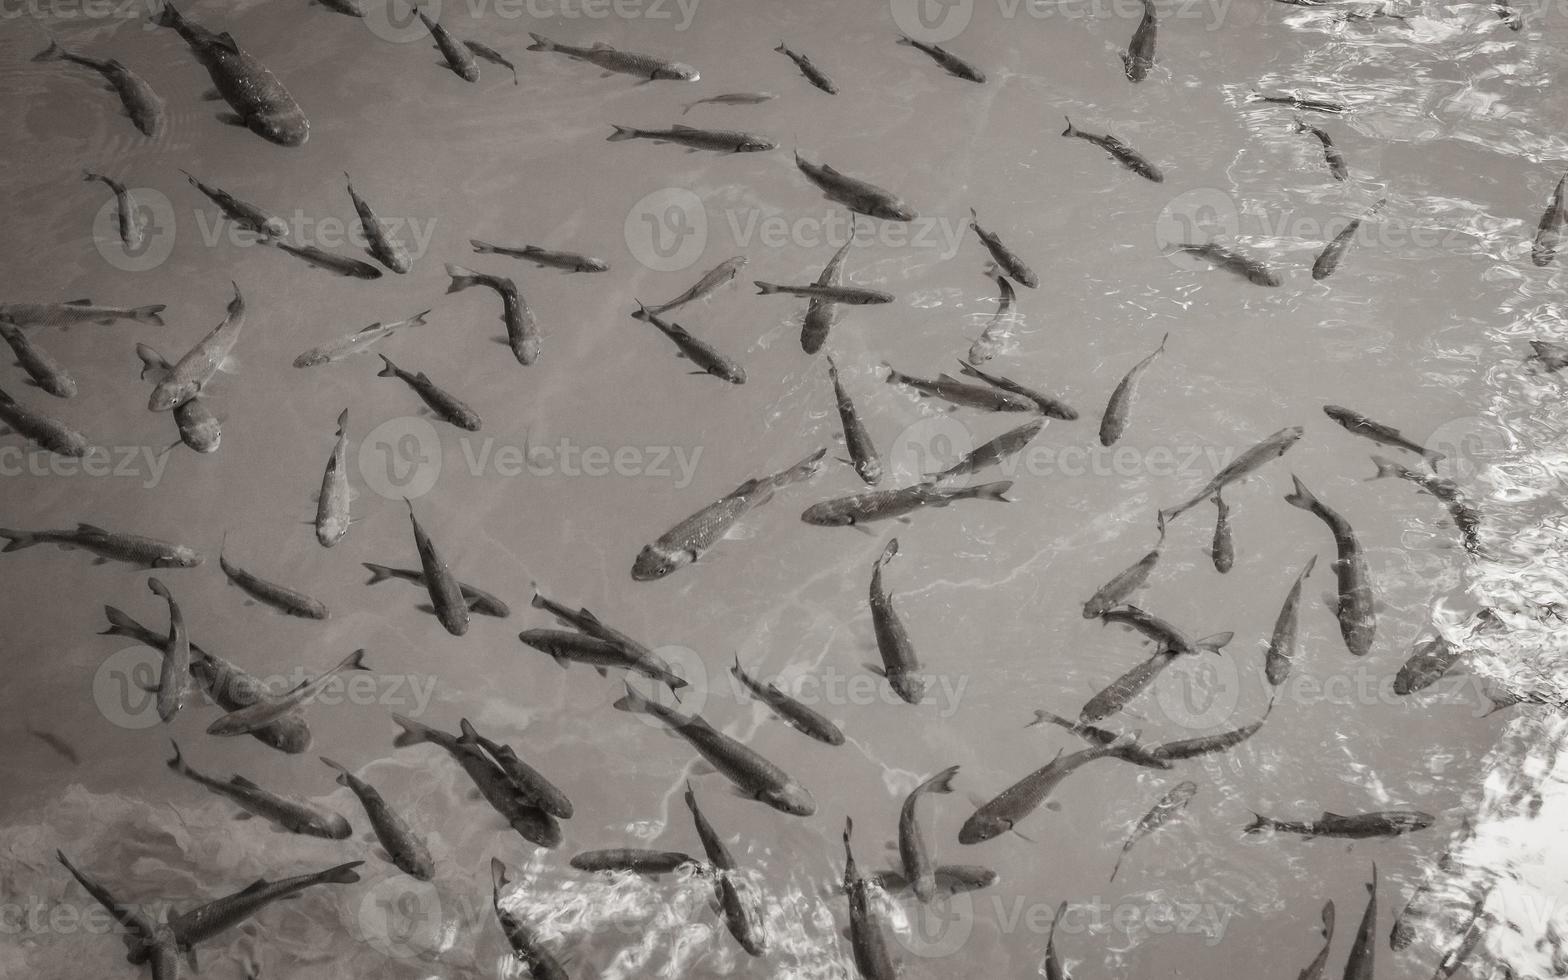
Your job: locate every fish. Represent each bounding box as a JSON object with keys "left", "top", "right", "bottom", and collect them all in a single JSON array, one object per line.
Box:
[
  {"left": 460, "top": 720, "right": 574, "bottom": 819},
  {"left": 1082, "top": 531, "right": 1164, "bottom": 619},
  {"left": 682, "top": 91, "right": 777, "bottom": 114},
  {"left": 1, "top": 321, "right": 76, "bottom": 397},
  {"left": 827, "top": 355, "right": 882, "bottom": 484},
  {"left": 517, "top": 629, "right": 686, "bottom": 690},
  {"left": 1345, "top": 865, "right": 1378, "bottom": 980},
  {"left": 207, "top": 648, "right": 368, "bottom": 737},
  {"left": 0, "top": 386, "right": 88, "bottom": 456},
  {"left": 1393, "top": 634, "right": 1464, "bottom": 697},
  {"left": 218, "top": 535, "right": 328, "bottom": 618},
  {"left": 320, "top": 757, "right": 434, "bottom": 880},
  {"left": 1251, "top": 91, "right": 1349, "bottom": 113},
  {"left": 149, "top": 283, "right": 244, "bottom": 411},
  {"left": 730, "top": 657, "right": 844, "bottom": 745},
  {"left": 969, "top": 209, "right": 1038, "bottom": 287},
  {"left": 1109, "top": 781, "right": 1197, "bottom": 882},
  {"left": 29, "top": 728, "right": 79, "bottom": 765},
  {"left": 0, "top": 299, "right": 164, "bottom": 328},
  {"left": 1297, "top": 902, "right": 1336, "bottom": 980},
  {"left": 268, "top": 239, "right": 383, "bottom": 279},
  {"left": 526, "top": 32, "right": 699, "bottom": 80},
  {"left": 967, "top": 275, "right": 1017, "bottom": 363},
  {"left": 607, "top": 123, "right": 776, "bottom": 152},
  {"left": 56, "top": 850, "right": 160, "bottom": 955},
  {"left": 83, "top": 171, "right": 143, "bottom": 250},
  {"left": 802, "top": 228, "right": 854, "bottom": 354},
  {"left": 683, "top": 781, "right": 735, "bottom": 871},
  {"left": 1284, "top": 475, "right": 1376, "bottom": 657},
  {"left": 365, "top": 563, "right": 510, "bottom": 616},
  {"left": 1313, "top": 199, "right": 1385, "bottom": 281},
  {"left": 801, "top": 480, "right": 1014, "bottom": 526},
  {"left": 868, "top": 538, "right": 926, "bottom": 705},
  {"left": 1062, "top": 116, "right": 1164, "bottom": 182},
  {"left": 795, "top": 151, "right": 918, "bottom": 221},
  {"left": 471, "top": 240, "right": 608, "bottom": 272},
  {"left": 377, "top": 354, "right": 482, "bottom": 431},
  {"left": 148, "top": 578, "right": 191, "bottom": 724},
  {"left": 445, "top": 264, "right": 538, "bottom": 365},
  {"left": 895, "top": 34, "right": 985, "bottom": 82},
  {"left": 1079, "top": 647, "right": 1180, "bottom": 723},
  {"left": 464, "top": 40, "right": 518, "bottom": 83},
  {"left": 1294, "top": 117, "right": 1349, "bottom": 180},
  {"left": 404, "top": 498, "right": 470, "bottom": 636},
  {"left": 1122, "top": 0, "right": 1157, "bottom": 81},
  {"left": 166, "top": 741, "right": 351, "bottom": 838},
  {"left": 1430, "top": 896, "right": 1490, "bottom": 980},
  {"left": 1101, "top": 604, "right": 1233, "bottom": 658},
  {"left": 1324, "top": 405, "right": 1442, "bottom": 466},
  {"left": 1528, "top": 338, "right": 1568, "bottom": 373},
  {"left": 1026, "top": 710, "right": 1172, "bottom": 769},
  {"left": 959, "top": 735, "right": 1139, "bottom": 843},
  {"left": 1244, "top": 811, "right": 1432, "bottom": 839},
  {"left": 1265, "top": 556, "right": 1317, "bottom": 685},
  {"left": 644, "top": 256, "right": 747, "bottom": 315},
  {"left": 930, "top": 418, "right": 1046, "bottom": 481},
  {"left": 1494, "top": 0, "right": 1523, "bottom": 28},
  {"left": 959, "top": 359, "right": 1077, "bottom": 419},
  {"left": 315, "top": 409, "right": 352, "bottom": 547},
  {"left": 630, "top": 303, "right": 747, "bottom": 383},
  {"left": 1367, "top": 456, "right": 1482, "bottom": 552},
  {"left": 885, "top": 365, "right": 1037, "bottom": 412},
  {"left": 392, "top": 715, "right": 561, "bottom": 847},
  {"left": 632, "top": 448, "right": 825, "bottom": 579},
  {"left": 899, "top": 765, "right": 961, "bottom": 902},
  {"left": 1533, "top": 173, "right": 1567, "bottom": 267},
  {"left": 754, "top": 281, "right": 893, "bottom": 304},
  {"left": 167, "top": 860, "right": 363, "bottom": 953},
  {"left": 490, "top": 859, "right": 571, "bottom": 979},
  {"left": 529, "top": 589, "right": 658, "bottom": 661},
  {"left": 316, "top": 0, "right": 365, "bottom": 15},
  {"left": 1210, "top": 491, "right": 1234, "bottom": 573},
  {"left": 871, "top": 865, "right": 999, "bottom": 896},
  {"left": 417, "top": 6, "right": 479, "bottom": 81},
  {"left": 135, "top": 345, "right": 220, "bottom": 453},
  {"left": 1044, "top": 902, "right": 1071, "bottom": 980},
  {"left": 32, "top": 38, "right": 164, "bottom": 137},
  {"left": 774, "top": 42, "right": 836, "bottom": 93},
  {"left": 842, "top": 818, "right": 898, "bottom": 980},
  {"left": 156, "top": 3, "right": 309, "bottom": 146},
  {"left": 181, "top": 170, "right": 287, "bottom": 238},
  {"left": 714, "top": 866, "right": 770, "bottom": 955},
  {"left": 1158, "top": 426, "right": 1305, "bottom": 525},
  {"left": 1, "top": 522, "right": 200, "bottom": 567},
  {"left": 1099, "top": 332, "right": 1168, "bottom": 446},
  {"left": 1173, "top": 240, "right": 1282, "bottom": 285},
  {"left": 570, "top": 849, "right": 700, "bottom": 874},
  {"left": 292, "top": 310, "right": 430, "bottom": 367},
  {"left": 344, "top": 172, "right": 412, "bottom": 273},
  {"left": 1146, "top": 701, "right": 1273, "bottom": 760}
]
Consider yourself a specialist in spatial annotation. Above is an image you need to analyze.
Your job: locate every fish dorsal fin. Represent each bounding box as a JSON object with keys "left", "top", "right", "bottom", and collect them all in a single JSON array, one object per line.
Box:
[
  {"left": 821, "top": 163, "right": 843, "bottom": 176},
  {"left": 75, "top": 522, "right": 107, "bottom": 534},
  {"left": 521, "top": 245, "right": 543, "bottom": 254},
  {"left": 590, "top": 40, "right": 613, "bottom": 49},
  {"left": 935, "top": 372, "right": 964, "bottom": 385},
  {"left": 66, "top": 299, "right": 92, "bottom": 306},
  {"left": 214, "top": 32, "right": 241, "bottom": 53},
  {"left": 229, "top": 775, "right": 261, "bottom": 790},
  {"left": 235, "top": 877, "right": 272, "bottom": 896},
  {"left": 671, "top": 123, "right": 696, "bottom": 131},
  {"left": 1321, "top": 810, "right": 1345, "bottom": 821},
  {"left": 356, "top": 321, "right": 384, "bottom": 334},
  {"left": 414, "top": 372, "right": 432, "bottom": 384}
]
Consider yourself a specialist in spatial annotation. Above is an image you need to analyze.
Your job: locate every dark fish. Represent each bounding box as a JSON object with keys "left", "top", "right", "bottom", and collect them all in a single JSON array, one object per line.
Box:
[
  {"left": 931, "top": 418, "right": 1045, "bottom": 481},
  {"left": 1494, "top": 0, "right": 1523, "bottom": 28},
  {"left": 1109, "top": 781, "right": 1197, "bottom": 882},
  {"left": 1244, "top": 811, "right": 1432, "bottom": 839},
  {"left": 471, "top": 240, "right": 608, "bottom": 272},
  {"left": 684, "top": 780, "right": 735, "bottom": 870},
  {"left": 959, "top": 359, "right": 1077, "bottom": 419},
  {"left": 1265, "top": 556, "right": 1317, "bottom": 685},
  {"left": 1313, "top": 199, "right": 1385, "bottom": 281},
  {"left": 1391, "top": 613, "right": 1503, "bottom": 695},
  {"left": 464, "top": 40, "right": 518, "bottom": 83},
  {"left": 490, "top": 859, "right": 570, "bottom": 980},
  {"left": 269, "top": 240, "right": 382, "bottom": 279},
  {"left": 632, "top": 448, "right": 824, "bottom": 579},
  {"left": 970, "top": 210, "right": 1037, "bottom": 287},
  {"left": 886, "top": 365, "right": 1037, "bottom": 412},
  {"left": 795, "top": 151, "right": 918, "bottom": 221},
  {"left": 316, "top": 0, "right": 364, "bottom": 15},
  {"left": 166, "top": 740, "right": 350, "bottom": 838},
  {"left": 1, "top": 522, "right": 200, "bottom": 567},
  {"left": 827, "top": 355, "right": 882, "bottom": 483},
  {"left": 1173, "top": 240, "right": 1282, "bottom": 285},
  {"left": 518, "top": 629, "right": 686, "bottom": 691},
  {"left": 1297, "top": 902, "right": 1336, "bottom": 980},
  {"left": 526, "top": 32, "right": 699, "bottom": 81},
  {"left": 1101, "top": 604, "right": 1233, "bottom": 658},
  {"left": 1325, "top": 404, "right": 1442, "bottom": 466},
  {"left": 1158, "top": 426, "right": 1304, "bottom": 525},
  {"left": 1284, "top": 475, "right": 1376, "bottom": 656},
  {"left": 148, "top": 577, "right": 190, "bottom": 724},
  {"left": 418, "top": 6, "right": 478, "bottom": 81},
  {"left": 967, "top": 275, "right": 1017, "bottom": 363},
  {"left": 1346, "top": 865, "right": 1378, "bottom": 980},
  {"left": 774, "top": 42, "right": 836, "bottom": 94},
  {"left": 206, "top": 648, "right": 367, "bottom": 737},
  {"left": 156, "top": 3, "right": 309, "bottom": 146},
  {"left": 293, "top": 310, "right": 430, "bottom": 367},
  {"left": 32, "top": 38, "right": 164, "bottom": 137},
  {"left": 613, "top": 683, "right": 816, "bottom": 815},
  {"left": 899, "top": 765, "right": 961, "bottom": 902},
  {"left": 1533, "top": 173, "right": 1567, "bottom": 267},
  {"left": 135, "top": 345, "right": 220, "bottom": 453},
  {"left": 0, "top": 299, "right": 164, "bottom": 328},
  {"left": 1062, "top": 116, "right": 1164, "bottom": 182},
  {"left": 391, "top": 715, "right": 561, "bottom": 847},
  {"left": 801, "top": 479, "right": 1014, "bottom": 526},
  {"left": 1295, "top": 117, "right": 1349, "bottom": 180},
  {"left": 871, "top": 864, "right": 998, "bottom": 895},
  {"left": 83, "top": 171, "right": 143, "bottom": 251},
  {"left": 219, "top": 535, "right": 328, "bottom": 618},
  {"left": 1083, "top": 531, "right": 1164, "bottom": 619},
  {"left": 1044, "top": 902, "right": 1072, "bottom": 980},
  {"left": 29, "top": 728, "right": 79, "bottom": 764},
  {"left": 1122, "top": 0, "right": 1157, "bottom": 81},
  {"left": 56, "top": 850, "right": 159, "bottom": 955},
  {"left": 166, "top": 860, "right": 362, "bottom": 953},
  {"left": 1079, "top": 647, "right": 1179, "bottom": 723},
  {"left": 895, "top": 34, "right": 985, "bottom": 82},
  {"left": 149, "top": 282, "right": 245, "bottom": 411},
  {"left": 529, "top": 589, "right": 658, "bottom": 661},
  {"left": 1252, "top": 91, "right": 1349, "bottom": 113},
  {"left": 644, "top": 256, "right": 747, "bottom": 315},
  {"left": 608, "top": 123, "right": 775, "bottom": 152},
  {"left": 1528, "top": 338, "right": 1568, "bottom": 372},
  {"left": 1210, "top": 491, "right": 1234, "bottom": 573},
  {"left": 321, "top": 757, "right": 434, "bottom": 880},
  {"left": 181, "top": 170, "right": 287, "bottom": 238},
  {"left": 959, "top": 735, "right": 1138, "bottom": 843},
  {"left": 842, "top": 818, "right": 897, "bottom": 980},
  {"left": 1099, "top": 332, "right": 1168, "bottom": 446},
  {"left": 1367, "top": 456, "right": 1481, "bottom": 552},
  {"left": 365, "top": 563, "right": 510, "bottom": 617},
  {"left": 344, "top": 172, "right": 411, "bottom": 273},
  {"left": 1429, "top": 892, "right": 1490, "bottom": 980},
  {"left": 802, "top": 228, "right": 854, "bottom": 354},
  {"left": 868, "top": 539, "right": 925, "bottom": 705},
  {"left": 630, "top": 303, "right": 746, "bottom": 383},
  {"left": 755, "top": 281, "right": 893, "bottom": 304},
  {"left": 446, "top": 264, "right": 538, "bottom": 365},
  {"left": 1026, "top": 710, "right": 1172, "bottom": 769},
  {"left": 570, "top": 849, "right": 699, "bottom": 874},
  {"left": 1147, "top": 701, "right": 1273, "bottom": 760},
  {"left": 315, "top": 409, "right": 351, "bottom": 547},
  {"left": 377, "top": 354, "right": 482, "bottom": 431},
  {"left": 0, "top": 386, "right": 88, "bottom": 456},
  {"left": 682, "top": 92, "right": 777, "bottom": 114},
  {"left": 404, "top": 498, "right": 469, "bottom": 636},
  {"left": 460, "top": 719, "right": 574, "bottom": 820},
  {"left": 731, "top": 656, "right": 845, "bottom": 745}
]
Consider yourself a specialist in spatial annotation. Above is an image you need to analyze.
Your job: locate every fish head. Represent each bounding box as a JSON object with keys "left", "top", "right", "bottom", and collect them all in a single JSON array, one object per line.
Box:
[
  {"left": 148, "top": 381, "right": 197, "bottom": 412},
  {"left": 314, "top": 811, "right": 354, "bottom": 839},
  {"left": 175, "top": 403, "right": 221, "bottom": 453},
  {"left": 631, "top": 544, "right": 688, "bottom": 580},
  {"left": 874, "top": 201, "right": 918, "bottom": 222},
  {"left": 249, "top": 111, "right": 309, "bottom": 148},
  {"left": 761, "top": 782, "right": 817, "bottom": 817},
  {"left": 889, "top": 670, "right": 928, "bottom": 705},
  {"left": 799, "top": 502, "right": 853, "bottom": 526},
  {"left": 957, "top": 812, "right": 1010, "bottom": 845},
  {"left": 655, "top": 62, "right": 701, "bottom": 81},
  {"left": 154, "top": 547, "right": 204, "bottom": 569},
  {"left": 740, "top": 137, "right": 778, "bottom": 152}
]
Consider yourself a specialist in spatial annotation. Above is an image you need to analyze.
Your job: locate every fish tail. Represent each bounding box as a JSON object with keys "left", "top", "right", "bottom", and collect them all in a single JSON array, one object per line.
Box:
[
  {"left": 1026, "top": 709, "right": 1068, "bottom": 729},
  {"left": 82, "top": 169, "right": 102, "bottom": 184},
  {"left": 895, "top": 33, "right": 914, "bottom": 45},
  {"left": 376, "top": 354, "right": 399, "bottom": 378},
  {"left": 0, "top": 529, "right": 38, "bottom": 552},
  {"left": 611, "top": 682, "right": 654, "bottom": 715},
  {"left": 341, "top": 648, "right": 370, "bottom": 672},
  {"left": 1422, "top": 447, "right": 1447, "bottom": 467},
  {"left": 491, "top": 856, "right": 511, "bottom": 894},
  {"left": 773, "top": 42, "right": 787, "bottom": 52},
  {"left": 99, "top": 604, "right": 138, "bottom": 636},
  {"left": 155, "top": 1, "right": 183, "bottom": 29},
  {"left": 165, "top": 739, "right": 187, "bottom": 774},
  {"left": 130, "top": 305, "right": 167, "bottom": 326},
  {"left": 390, "top": 712, "right": 434, "bottom": 747},
  {"left": 754, "top": 280, "right": 780, "bottom": 295},
  {"left": 921, "top": 764, "right": 961, "bottom": 795},
  {"left": 443, "top": 263, "right": 480, "bottom": 294},
  {"left": 319, "top": 756, "right": 350, "bottom": 785},
  {"left": 1061, "top": 115, "right": 1077, "bottom": 137},
  {"left": 876, "top": 537, "right": 899, "bottom": 568},
  {"left": 362, "top": 562, "right": 396, "bottom": 585},
  {"left": 968, "top": 480, "right": 1014, "bottom": 502},
  {"left": 1282, "top": 474, "right": 1317, "bottom": 510},
  {"left": 606, "top": 125, "right": 640, "bottom": 142},
  {"left": 1195, "top": 631, "right": 1234, "bottom": 653},
  {"left": 525, "top": 32, "right": 554, "bottom": 51},
  {"left": 469, "top": 239, "right": 498, "bottom": 254},
  {"left": 317, "top": 861, "right": 364, "bottom": 884},
  {"left": 1242, "top": 811, "right": 1269, "bottom": 834},
  {"left": 335, "top": 408, "right": 348, "bottom": 435},
  {"left": 1367, "top": 455, "right": 1401, "bottom": 481},
  {"left": 31, "top": 38, "right": 65, "bottom": 62},
  {"left": 1300, "top": 554, "right": 1318, "bottom": 579},
  {"left": 680, "top": 100, "right": 696, "bottom": 115}
]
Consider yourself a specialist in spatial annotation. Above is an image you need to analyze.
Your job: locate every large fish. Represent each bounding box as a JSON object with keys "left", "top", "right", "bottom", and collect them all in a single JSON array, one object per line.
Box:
[
  {"left": 460, "top": 720, "right": 573, "bottom": 819},
  {"left": 1079, "top": 647, "right": 1180, "bottom": 723},
  {"left": 526, "top": 32, "right": 698, "bottom": 80},
  {"left": 1082, "top": 531, "right": 1164, "bottom": 619},
  {"left": 404, "top": 498, "right": 470, "bottom": 636},
  {"left": 148, "top": 578, "right": 190, "bottom": 724},
  {"left": 730, "top": 656, "right": 845, "bottom": 745},
  {"left": 365, "top": 562, "right": 510, "bottom": 617},
  {"left": 1284, "top": 476, "right": 1375, "bottom": 656},
  {"left": 156, "top": 3, "right": 309, "bottom": 146},
  {"left": 293, "top": 310, "right": 430, "bottom": 367},
  {"left": 83, "top": 171, "right": 144, "bottom": 250},
  {"left": 392, "top": 715, "right": 561, "bottom": 847},
  {"left": 135, "top": 345, "right": 220, "bottom": 453},
  {"left": 219, "top": 535, "right": 328, "bottom": 618},
  {"left": 1, "top": 522, "right": 200, "bottom": 567},
  {"left": 1312, "top": 200, "right": 1385, "bottom": 281},
  {"left": 1244, "top": 811, "right": 1431, "bottom": 838},
  {"left": 207, "top": 648, "right": 368, "bottom": 736},
  {"left": 895, "top": 34, "right": 984, "bottom": 82},
  {"left": 801, "top": 480, "right": 1013, "bottom": 526},
  {"left": 166, "top": 741, "right": 351, "bottom": 838},
  {"left": 181, "top": 171, "right": 287, "bottom": 238},
  {"left": 795, "top": 151, "right": 918, "bottom": 221},
  {"left": 418, "top": 6, "right": 478, "bottom": 82},
  {"left": 1099, "top": 332, "right": 1168, "bottom": 446},
  {"left": 630, "top": 303, "right": 746, "bottom": 383},
  {"left": 1122, "top": 0, "right": 1157, "bottom": 81},
  {"left": 930, "top": 418, "right": 1045, "bottom": 481},
  {"left": 885, "top": 365, "right": 1037, "bottom": 412},
  {"left": 775, "top": 42, "right": 837, "bottom": 93},
  {"left": 1297, "top": 902, "right": 1336, "bottom": 980},
  {"left": 1250, "top": 91, "right": 1349, "bottom": 113},
  {"left": 1108, "top": 781, "right": 1197, "bottom": 882},
  {"left": 1367, "top": 455, "right": 1482, "bottom": 553},
  {"left": 1173, "top": 240, "right": 1282, "bottom": 285},
  {"left": 0, "top": 298, "right": 164, "bottom": 328},
  {"left": 1295, "top": 117, "right": 1349, "bottom": 181},
  {"left": 868, "top": 539, "right": 925, "bottom": 704},
  {"left": 1100, "top": 604, "right": 1233, "bottom": 658},
  {"left": 377, "top": 354, "right": 482, "bottom": 430},
  {"left": 1062, "top": 117, "right": 1164, "bottom": 182},
  {"left": 899, "top": 765, "right": 962, "bottom": 902},
  {"left": 969, "top": 209, "right": 1037, "bottom": 287},
  {"left": 1345, "top": 866, "right": 1377, "bottom": 980},
  {"left": 842, "top": 818, "right": 898, "bottom": 980},
  {"left": 166, "top": 861, "right": 362, "bottom": 952},
  {"left": 686, "top": 783, "right": 767, "bottom": 955},
  {"left": 55, "top": 850, "right": 160, "bottom": 958},
  {"left": 1, "top": 321, "right": 77, "bottom": 397},
  {"left": 32, "top": 38, "right": 164, "bottom": 137},
  {"left": 608, "top": 123, "right": 776, "bottom": 152},
  {"left": 321, "top": 757, "right": 434, "bottom": 880},
  {"left": 491, "top": 859, "right": 570, "bottom": 979},
  {"left": 344, "top": 172, "right": 412, "bottom": 272},
  {"left": 518, "top": 629, "right": 686, "bottom": 691},
  {"left": 801, "top": 228, "right": 854, "bottom": 355},
  {"left": 570, "top": 849, "right": 699, "bottom": 874},
  {"left": 827, "top": 355, "right": 882, "bottom": 484},
  {"left": 960, "top": 736, "right": 1138, "bottom": 843},
  {"left": 959, "top": 359, "right": 1077, "bottom": 419},
  {"left": 644, "top": 255, "right": 747, "bottom": 315},
  {"left": 755, "top": 281, "right": 893, "bottom": 304},
  {"left": 1026, "top": 710, "right": 1172, "bottom": 770},
  {"left": 148, "top": 283, "right": 245, "bottom": 411},
  {"left": 1265, "top": 556, "right": 1317, "bottom": 685},
  {"left": 1044, "top": 902, "right": 1072, "bottom": 980},
  {"left": 1533, "top": 172, "right": 1567, "bottom": 267},
  {"left": 464, "top": 40, "right": 518, "bottom": 83},
  {"left": 269, "top": 240, "right": 383, "bottom": 279},
  {"left": 471, "top": 240, "right": 608, "bottom": 273},
  {"left": 967, "top": 275, "right": 1017, "bottom": 363},
  {"left": 1158, "top": 426, "right": 1304, "bottom": 525},
  {"left": 1147, "top": 702, "right": 1273, "bottom": 761},
  {"left": 445, "top": 264, "right": 538, "bottom": 365},
  {"left": 315, "top": 409, "right": 352, "bottom": 547},
  {"left": 0, "top": 386, "right": 88, "bottom": 456},
  {"left": 1324, "top": 404, "right": 1442, "bottom": 465}
]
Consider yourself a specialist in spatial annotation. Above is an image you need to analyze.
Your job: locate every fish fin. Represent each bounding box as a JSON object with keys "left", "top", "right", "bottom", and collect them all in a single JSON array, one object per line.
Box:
[
  {"left": 229, "top": 775, "right": 261, "bottom": 790},
  {"left": 0, "top": 529, "right": 38, "bottom": 552},
  {"left": 361, "top": 563, "right": 395, "bottom": 585},
  {"left": 1242, "top": 811, "right": 1268, "bottom": 834},
  {"left": 199, "top": 88, "right": 224, "bottom": 101},
  {"left": 606, "top": 125, "right": 640, "bottom": 141},
  {"left": 1283, "top": 474, "right": 1316, "bottom": 510},
  {"left": 1366, "top": 455, "right": 1402, "bottom": 480},
  {"left": 862, "top": 663, "right": 887, "bottom": 678},
  {"left": 1195, "top": 632, "right": 1234, "bottom": 653},
  {"left": 390, "top": 713, "right": 432, "bottom": 748}
]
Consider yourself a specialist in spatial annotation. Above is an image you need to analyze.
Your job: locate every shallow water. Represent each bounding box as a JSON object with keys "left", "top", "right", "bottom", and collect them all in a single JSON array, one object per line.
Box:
[{"left": 2, "top": 0, "right": 1568, "bottom": 977}]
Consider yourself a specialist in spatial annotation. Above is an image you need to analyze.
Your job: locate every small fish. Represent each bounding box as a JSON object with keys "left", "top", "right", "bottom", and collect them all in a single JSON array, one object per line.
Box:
[
  {"left": 630, "top": 303, "right": 747, "bottom": 383},
  {"left": 730, "top": 656, "right": 845, "bottom": 745},
  {"left": 1158, "top": 426, "right": 1304, "bottom": 525},
  {"left": 1393, "top": 634, "right": 1463, "bottom": 696},
  {"left": 895, "top": 34, "right": 985, "bottom": 82},
  {"left": 802, "top": 228, "right": 854, "bottom": 354},
  {"left": 207, "top": 648, "right": 368, "bottom": 736},
  {"left": 959, "top": 359, "right": 1077, "bottom": 419},
  {"left": 1210, "top": 491, "right": 1234, "bottom": 573},
  {"left": 1534, "top": 173, "right": 1567, "bottom": 267},
  {"left": 321, "top": 757, "right": 434, "bottom": 880},
  {"left": 870, "top": 865, "right": 999, "bottom": 895},
  {"left": 645, "top": 256, "right": 749, "bottom": 315},
  {"left": 29, "top": 728, "right": 79, "bottom": 764},
  {"left": 1244, "top": 811, "right": 1431, "bottom": 839},
  {"left": 0, "top": 386, "right": 88, "bottom": 456},
  {"left": 156, "top": 4, "right": 309, "bottom": 147},
  {"left": 1025, "top": 710, "right": 1172, "bottom": 770},
  {"left": 492, "top": 859, "right": 570, "bottom": 979},
  {"left": 1044, "top": 902, "right": 1072, "bottom": 980},
  {"left": 445, "top": 263, "right": 538, "bottom": 365},
  {"left": 959, "top": 735, "right": 1139, "bottom": 844},
  {"left": 365, "top": 563, "right": 510, "bottom": 617},
  {"left": 83, "top": 171, "right": 143, "bottom": 250},
  {"left": 149, "top": 282, "right": 245, "bottom": 411},
  {"left": 801, "top": 480, "right": 1014, "bottom": 526},
  {"left": 1102, "top": 604, "right": 1233, "bottom": 658},
  {"left": 755, "top": 281, "right": 893, "bottom": 304},
  {"left": 463, "top": 39, "right": 517, "bottom": 83},
  {"left": 900, "top": 765, "right": 962, "bottom": 902},
  {"left": 315, "top": 409, "right": 351, "bottom": 547},
  {"left": 529, "top": 589, "right": 658, "bottom": 661},
  {"left": 827, "top": 355, "right": 882, "bottom": 484},
  {"left": 1062, "top": 116, "right": 1164, "bottom": 182},
  {"left": 404, "top": 498, "right": 469, "bottom": 636},
  {"left": 377, "top": 354, "right": 482, "bottom": 430},
  {"left": 518, "top": 629, "right": 686, "bottom": 690},
  {"left": 166, "top": 740, "right": 351, "bottom": 838},
  {"left": 868, "top": 539, "right": 925, "bottom": 705},
  {"left": 56, "top": 850, "right": 159, "bottom": 953},
  {"left": 135, "top": 345, "right": 219, "bottom": 453},
  {"left": 1122, "top": 0, "right": 1157, "bottom": 81},
  {"left": 417, "top": 6, "right": 478, "bottom": 81},
  {"left": 292, "top": 310, "right": 430, "bottom": 367},
  {"left": 181, "top": 170, "right": 287, "bottom": 238},
  {"left": 931, "top": 418, "right": 1046, "bottom": 481},
  {"left": 1294, "top": 117, "right": 1349, "bottom": 180},
  {"left": 1284, "top": 475, "right": 1377, "bottom": 657},
  {"left": 886, "top": 365, "right": 1037, "bottom": 412},
  {"left": 684, "top": 780, "right": 736, "bottom": 870},
  {"left": 219, "top": 535, "right": 328, "bottom": 618},
  {"left": 269, "top": 240, "right": 382, "bottom": 279},
  {"left": 796, "top": 151, "right": 918, "bottom": 221},
  {"left": 393, "top": 715, "right": 560, "bottom": 847},
  {"left": 471, "top": 240, "right": 608, "bottom": 272},
  {"left": 0, "top": 299, "right": 164, "bottom": 328},
  {"left": 1265, "top": 556, "right": 1317, "bottom": 685},
  {"left": 714, "top": 868, "right": 769, "bottom": 955},
  {"left": 1313, "top": 199, "right": 1385, "bottom": 281},
  {"left": 344, "top": 172, "right": 412, "bottom": 273},
  {"left": 1173, "top": 240, "right": 1282, "bottom": 285},
  {"left": 613, "top": 683, "right": 816, "bottom": 815},
  {"left": 1298, "top": 902, "right": 1336, "bottom": 980},
  {"left": 1147, "top": 702, "right": 1273, "bottom": 760},
  {"left": 1080, "top": 647, "right": 1180, "bottom": 723},
  {"left": 1082, "top": 531, "right": 1164, "bottom": 619},
  {"left": 32, "top": 38, "right": 164, "bottom": 137},
  {"left": 1251, "top": 90, "right": 1349, "bottom": 113},
  {"left": 969, "top": 209, "right": 1038, "bottom": 287},
  {"left": 1109, "top": 781, "right": 1197, "bottom": 882},
  {"left": 0, "top": 321, "right": 75, "bottom": 397},
  {"left": 167, "top": 860, "right": 362, "bottom": 951},
  {"left": 461, "top": 720, "right": 574, "bottom": 819},
  {"left": 1345, "top": 866, "right": 1378, "bottom": 980},
  {"left": 570, "top": 849, "right": 699, "bottom": 874},
  {"left": 148, "top": 577, "right": 190, "bottom": 724},
  {"left": 632, "top": 448, "right": 825, "bottom": 579},
  {"left": 682, "top": 91, "right": 777, "bottom": 114},
  {"left": 842, "top": 818, "right": 898, "bottom": 980},
  {"left": 608, "top": 123, "right": 776, "bottom": 152},
  {"left": 1099, "top": 332, "right": 1168, "bottom": 446},
  {"left": 1, "top": 522, "right": 200, "bottom": 567},
  {"left": 774, "top": 42, "right": 836, "bottom": 94},
  {"left": 1324, "top": 404, "right": 1442, "bottom": 466},
  {"left": 967, "top": 275, "right": 1017, "bottom": 363},
  {"left": 526, "top": 32, "right": 699, "bottom": 81}
]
